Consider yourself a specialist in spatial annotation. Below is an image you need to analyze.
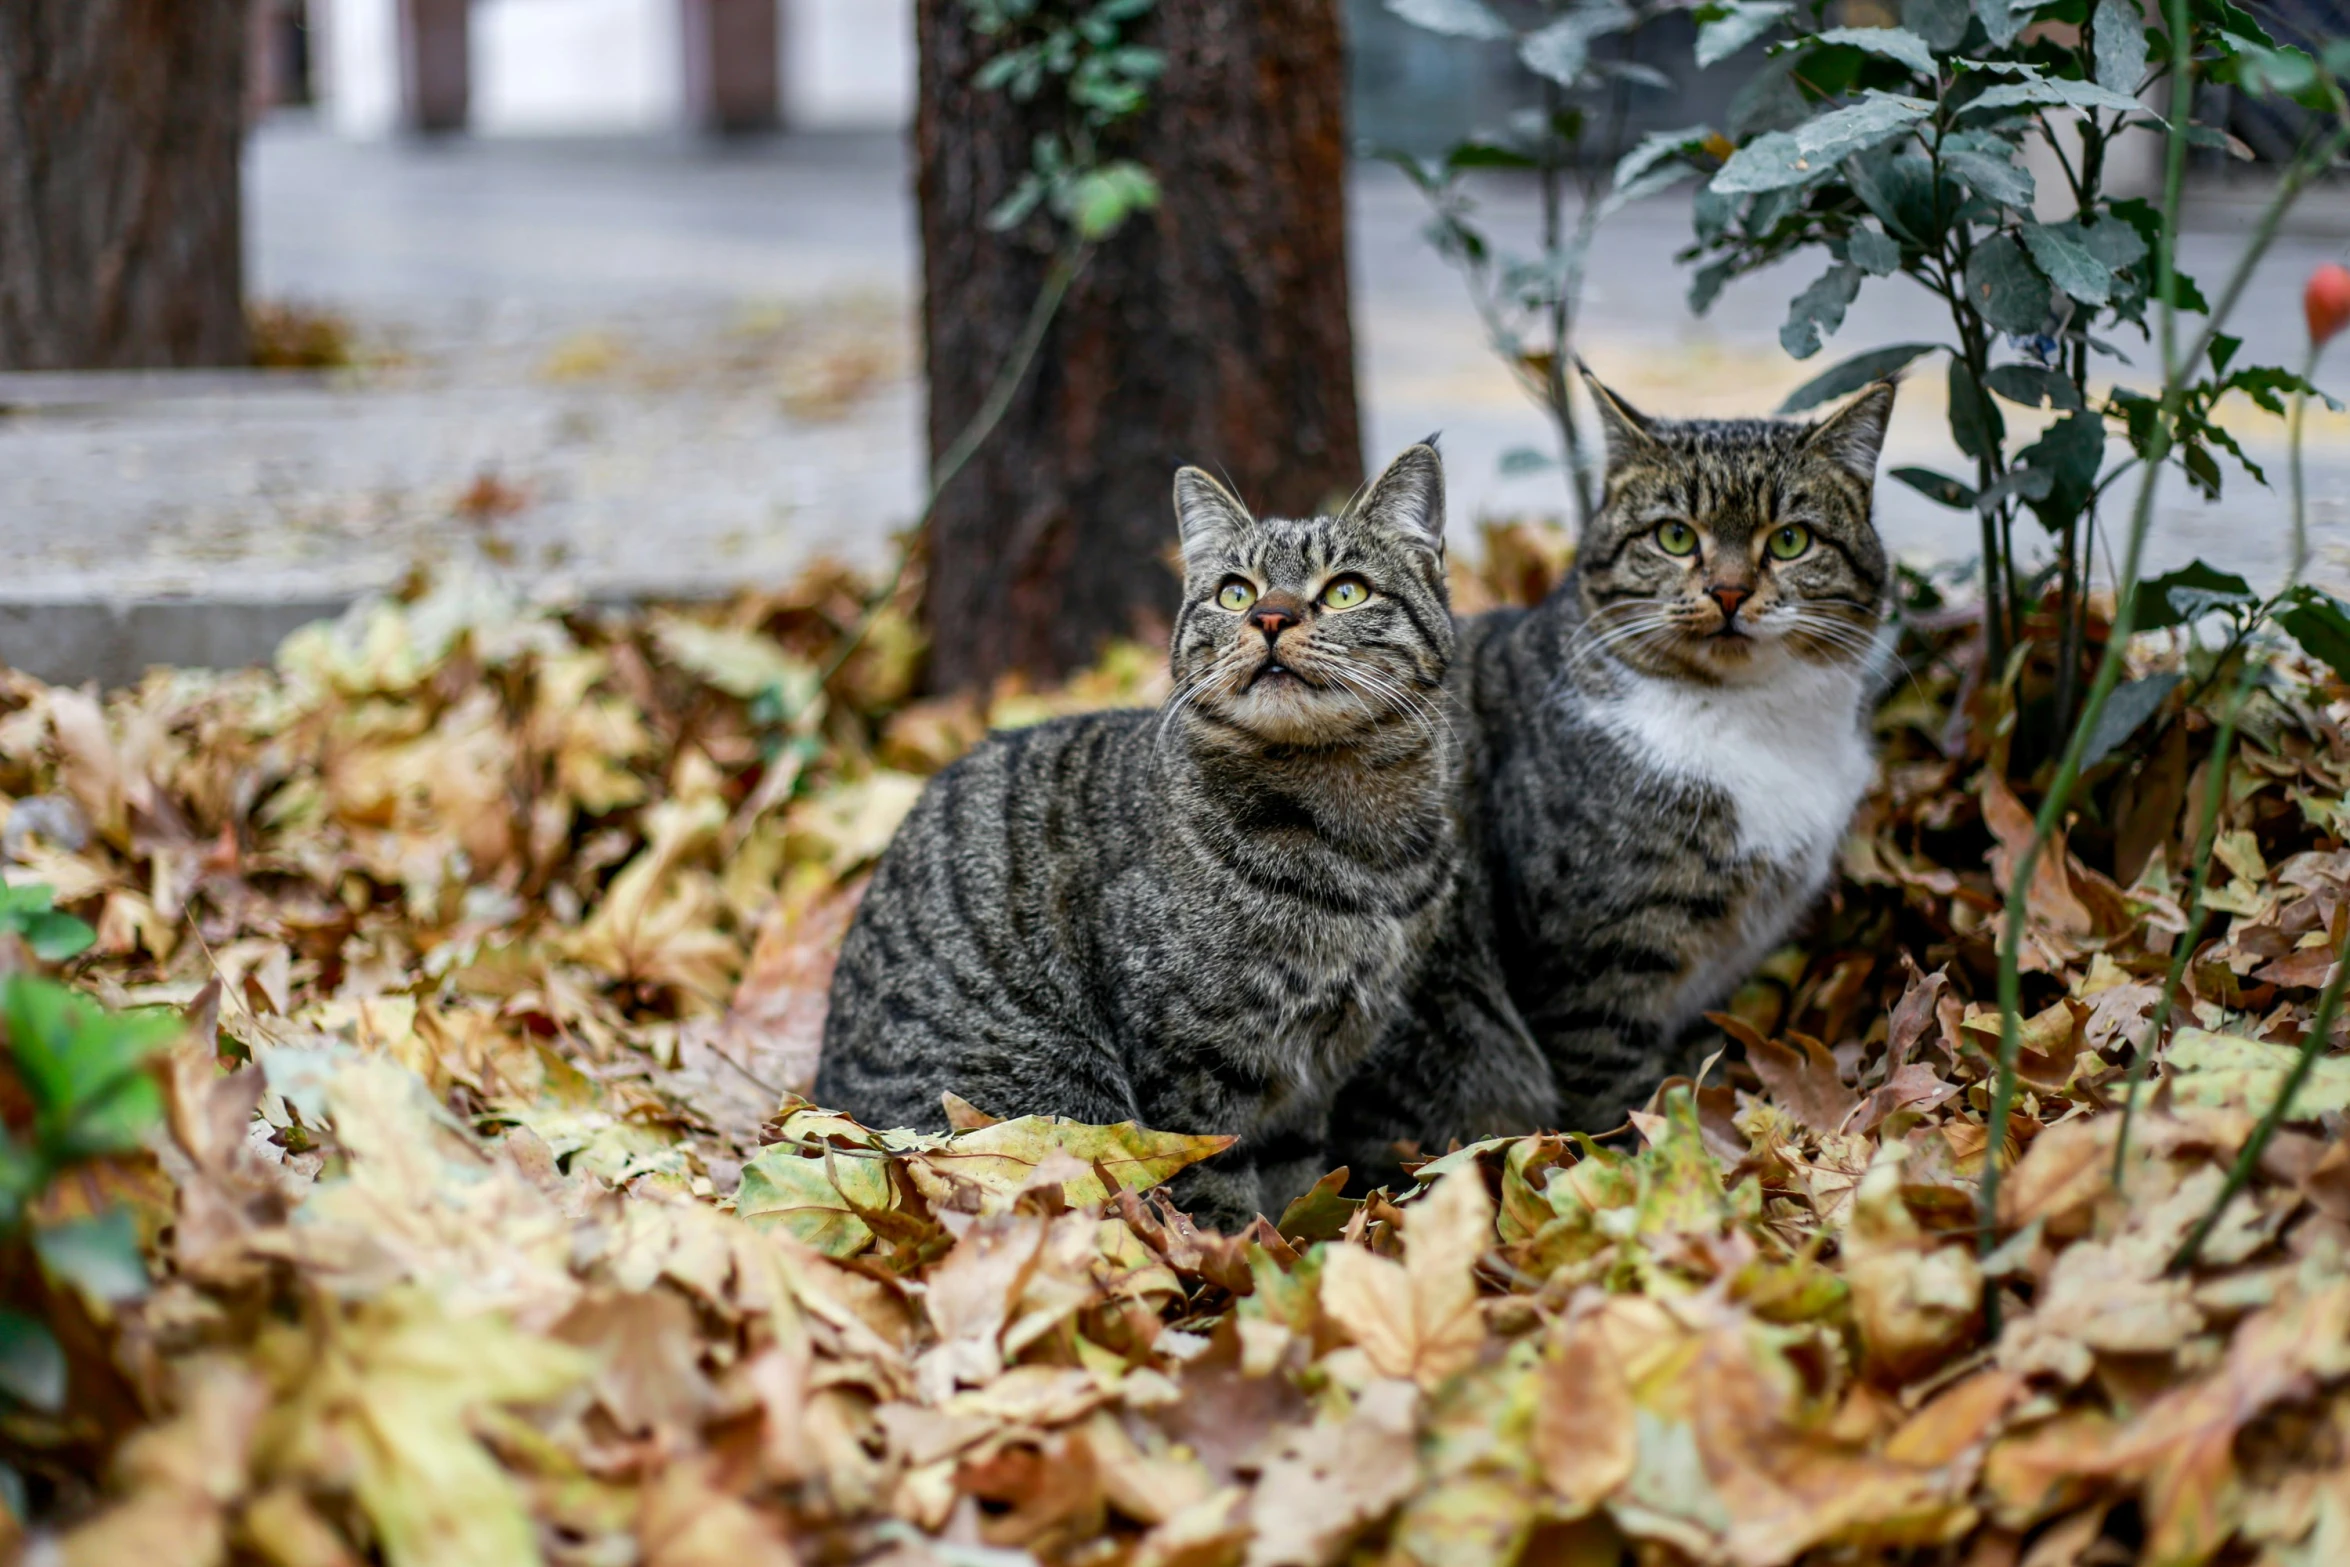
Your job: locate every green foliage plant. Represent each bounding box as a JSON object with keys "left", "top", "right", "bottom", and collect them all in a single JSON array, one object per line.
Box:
[
  {"left": 962, "top": 0, "right": 1165, "bottom": 241},
  {"left": 1379, "top": 0, "right": 1690, "bottom": 528},
  {"left": 1634, "top": 0, "right": 2350, "bottom": 715},
  {"left": 0, "top": 892, "right": 175, "bottom": 1433}
]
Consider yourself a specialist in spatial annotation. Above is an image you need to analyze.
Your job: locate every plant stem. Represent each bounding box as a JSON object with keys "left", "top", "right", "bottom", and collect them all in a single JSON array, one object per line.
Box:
[
  {"left": 1977, "top": 0, "right": 2200, "bottom": 1298},
  {"left": 2168, "top": 918, "right": 2350, "bottom": 1273},
  {"left": 789, "top": 244, "right": 1087, "bottom": 721},
  {"left": 1982, "top": 104, "right": 2350, "bottom": 1288},
  {"left": 2108, "top": 657, "right": 2256, "bottom": 1182},
  {"left": 2152, "top": 341, "right": 2328, "bottom": 1237},
  {"left": 1541, "top": 76, "right": 1596, "bottom": 530}
]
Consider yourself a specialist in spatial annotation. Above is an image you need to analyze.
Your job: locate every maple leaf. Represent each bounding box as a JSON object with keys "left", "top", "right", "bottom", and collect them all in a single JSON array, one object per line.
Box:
[{"left": 1319, "top": 1167, "right": 1491, "bottom": 1387}]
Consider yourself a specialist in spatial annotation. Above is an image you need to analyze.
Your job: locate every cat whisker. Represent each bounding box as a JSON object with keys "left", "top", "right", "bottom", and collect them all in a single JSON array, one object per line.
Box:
[{"left": 1328, "top": 662, "right": 1458, "bottom": 751}]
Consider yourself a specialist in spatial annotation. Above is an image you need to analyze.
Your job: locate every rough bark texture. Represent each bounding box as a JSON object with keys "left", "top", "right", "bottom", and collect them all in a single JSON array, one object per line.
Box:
[
  {"left": 916, "top": 0, "right": 1363, "bottom": 692},
  {"left": 0, "top": 0, "right": 249, "bottom": 371}
]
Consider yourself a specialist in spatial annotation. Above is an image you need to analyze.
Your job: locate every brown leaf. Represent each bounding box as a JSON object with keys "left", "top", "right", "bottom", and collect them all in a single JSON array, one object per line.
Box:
[
  {"left": 1318, "top": 1168, "right": 1491, "bottom": 1387},
  {"left": 1534, "top": 1317, "right": 1635, "bottom": 1511},
  {"left": 1241, "top": 1378, "right": 1419, "bottom": 1567},
  {"left": 1743, "top": 1027, "right": 1861, "bottom": 1134}
]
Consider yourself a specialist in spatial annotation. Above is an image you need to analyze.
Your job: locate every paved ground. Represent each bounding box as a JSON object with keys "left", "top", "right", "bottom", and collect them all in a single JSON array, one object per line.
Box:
[{"left": 4, "top": 118, "right": 2348, "bottom": 683}]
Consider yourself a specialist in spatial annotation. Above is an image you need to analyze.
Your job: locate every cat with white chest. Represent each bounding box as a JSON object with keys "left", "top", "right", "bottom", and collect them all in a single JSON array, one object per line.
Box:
[{"left": 1331, "top": 371, "right": 1897, "bottom": 1183}]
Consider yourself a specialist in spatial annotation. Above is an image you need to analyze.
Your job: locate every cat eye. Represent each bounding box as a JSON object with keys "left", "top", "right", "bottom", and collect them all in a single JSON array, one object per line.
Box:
[
  {"left": 1319, "top": 574, "right": 1371, "bottom": 610},
  {"left": 1216, "top": 578, "right": 1258, "bottom": 613},
  {"left": 1767, "top": 524, "right": 1813, "bottom": 561},
  {"left": 1653, "top": 520, "right": 1699, "bottom": 557}
]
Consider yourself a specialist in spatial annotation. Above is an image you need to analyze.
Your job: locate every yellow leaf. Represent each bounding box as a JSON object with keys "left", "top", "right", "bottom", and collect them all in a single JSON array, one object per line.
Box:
[
  {"left": 1319, "top": 1167, "right": 1490, "bottom": 1387},
  {"left": 262, "top": 1290, "right": 588, "bottom": 1567},
  {"left": 733, "top": 1146, "right": 895, "bottom": 1257},
  {"left": 2160, "top": 1028, "right": 2350, "bottom": 1118},
  {"left": 904, "top": 1115, "right": 1233, "bottom": 1214}
]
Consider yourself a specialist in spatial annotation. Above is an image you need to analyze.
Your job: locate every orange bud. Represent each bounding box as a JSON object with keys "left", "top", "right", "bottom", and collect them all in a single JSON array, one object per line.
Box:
[{"left": 2309, "top": 262, "right": 2350, "bottom": 348}]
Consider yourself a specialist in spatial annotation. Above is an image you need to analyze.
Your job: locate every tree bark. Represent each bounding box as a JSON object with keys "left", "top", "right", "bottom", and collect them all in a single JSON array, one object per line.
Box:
[
  {"left": 0, "top": 0, "right": 250, "bottom": 371},
  {"left": 915, "top": 0, "right": 1363, "bottom": 692}
]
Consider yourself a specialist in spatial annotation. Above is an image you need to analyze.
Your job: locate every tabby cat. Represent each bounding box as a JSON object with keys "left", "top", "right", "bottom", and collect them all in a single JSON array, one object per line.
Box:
[
  {"left": 816, "top": 446, "right": 1463, "bottom": 1228},
  {"left": 1330, "top": 373, "right": 1897, "bottom": 1183}
]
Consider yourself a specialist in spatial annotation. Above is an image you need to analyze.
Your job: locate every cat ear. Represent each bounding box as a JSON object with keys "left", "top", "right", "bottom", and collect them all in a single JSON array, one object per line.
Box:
[
  {"left": 1172, "top": 467, "right": 1252, "bottom": 559},
  {"left": 1577, "top": 362, "right": 1660, "bottom": 472},
  {"left": 1353, "top": 442, "right": 1446, "bottom": 557},
  {"left": 1805, "top": 379, "right": 1897, "bottom": 480}
]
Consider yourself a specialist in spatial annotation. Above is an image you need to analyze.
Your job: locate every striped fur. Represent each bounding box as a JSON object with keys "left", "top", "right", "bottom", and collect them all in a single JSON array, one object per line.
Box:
[
  {"left": 816, "top": 446, "right": 1461, "bottom": 1229},
  {"left": 1330, "top": 377, "right": 1897, "bottom": 1185}
]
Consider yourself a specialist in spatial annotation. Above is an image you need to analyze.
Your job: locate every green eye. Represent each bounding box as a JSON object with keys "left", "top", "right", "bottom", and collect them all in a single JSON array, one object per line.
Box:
[
  {"left": 1654, "top": 521, "right": 1699, "bottom": 557},
  {"left": 1767, "top": 524, "right": 1813, "bottom": 560},
  {"left": 1216, "top": 578, "right": 1257, "bottom": 612},
  {"left": 1320, "top": 574, "right": 1370, "bottom": 610}
]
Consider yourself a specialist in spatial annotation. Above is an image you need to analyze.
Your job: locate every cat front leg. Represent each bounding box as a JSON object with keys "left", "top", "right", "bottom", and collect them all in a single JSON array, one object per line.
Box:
[{"left": 1534, "top": 1010, "right": 1671, "bottom": 1133}]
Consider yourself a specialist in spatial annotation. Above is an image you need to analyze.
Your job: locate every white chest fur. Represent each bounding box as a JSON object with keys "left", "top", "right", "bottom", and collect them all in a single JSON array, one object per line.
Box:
[
  {"left": 1585, "top": 659, "right": 1874, "bottom": 872},
  {"left": 1583, "top": 658, "right": 1875, "bottom": 1031}
]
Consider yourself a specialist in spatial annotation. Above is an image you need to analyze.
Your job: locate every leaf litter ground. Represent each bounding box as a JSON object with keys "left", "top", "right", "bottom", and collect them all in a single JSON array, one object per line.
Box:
[{"left": 7, "top": 533, "right": 2350, "bottom": 1567}]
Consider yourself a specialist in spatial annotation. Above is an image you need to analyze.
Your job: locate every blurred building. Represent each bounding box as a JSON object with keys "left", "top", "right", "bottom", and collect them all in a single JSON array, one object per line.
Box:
[{"left": 269, "top": 0, "right": 913, "bottom": 137}]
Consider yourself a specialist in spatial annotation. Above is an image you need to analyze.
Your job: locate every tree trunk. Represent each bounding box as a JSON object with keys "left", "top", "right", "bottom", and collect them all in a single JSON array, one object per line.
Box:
[
  {"left": 915, "top": 0, "right": 1363, "bottom": 692},
  {"left": 0, "top": 0, "right": 250, "bottom": 371}
]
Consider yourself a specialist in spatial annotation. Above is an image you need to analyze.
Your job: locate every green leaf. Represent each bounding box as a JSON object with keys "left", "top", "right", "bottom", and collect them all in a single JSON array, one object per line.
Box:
[
  {"left": 0, "top": 979, "right": 177, "bottom": 1166},
  {"left": 1385, "top": 0, "right": 1512, "bottom": 38},
  {"left": 2091, "top": 0, "right": 2149, "bottom": 93},
  {"left": 1275, "top": 1169, "right": 1361, "bottom": 1244},
  {"left": 1612, "top": 125, "right": 1712, "bottom": 191},
  {"left": 0, "top": 885, "right": 95, "bottom": 963},
  {"left": 1986, "top": 362, "right": 2084, "bottom": 409},
  {"left": 22, "top": 911, "right": 94, "bottom": 963},
  {"left": 1967, "top": 76, "right": 2145, "bottom": 114},
  {"left": 2130, "top": 560, "right": 2257, "bottom": 630},
  {"left": 734, "top": 1146, "right": 894, "bottom": 1257},
  {"left": 1846, "top": 144, "right": 1940, "bottom": 243},
  {"left": 1801, "top": 25, "right": 1937, "bottom": 75},
  {"left": 1695, "top": 0, "right": 1791, "bottom": 67},
  {"left": 1066, "top": 161, "right": 1159, "bottom": 240},
  {"left": 1445, "top": 141, "right": 1539, "bottom": 170},
  {"left": 1520, "top": 4, "right": 1635, "bottom": 86},
  {"left": 2080, "top": 673, "right": 2183, "bottom": 769},
  {"left": 1777, "top": 341, "right": 1940, "bottom": 411},
  {"left": 1499, "top": 447, "right": 1559, "bottom": 475},
  {"left": 1781, "top": 262, "right": 1864, "bottom": 358},
  {"left": 0, "top": 1311, "right": 64, "bottom": 1412},
  {"left": 1943, "top": 146, "right": 2035, "bottom": 209},
  {"left": 2021, "top": 220, "right": 2115, "bottom": 306},
  {"left": 34, "top": 1210, "right": 149, "bottom": 1304},
  {"left": 1710, "top": 94, "right": 1932, "bottom": 194},
  {"left": 1974, "top": 0, "right": 2024, "bottom": 47},
  {"left": 2017, "top": 409, "right": 2107, "bottom": 528},
  {"left": 2277, "top": 587, "right": 2350, "bottom": 683},
  {"left": 1902, "top": 0, "right": 1972, "bottom": 49},
  {"left": 1845, "top": 224, "right": 1903, "bottom": 275},
  {"left": 1962, "top": 233, "right": 2053, "bottom": 333},
  {"left": 1892, "top": 466, "right": 1979, "bottom": 508},
  {"left": 1947, "top": 356, "right": 2005, "bottom": 462}
]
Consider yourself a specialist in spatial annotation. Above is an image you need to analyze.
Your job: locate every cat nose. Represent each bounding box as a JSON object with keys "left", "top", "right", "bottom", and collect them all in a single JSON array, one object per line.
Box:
[
  {"left": 1707, "top": 584, "right": 1751, "bottom": 620},
  {"left": 1247, "top": 602, "right": 1299, "bottom": 642}
]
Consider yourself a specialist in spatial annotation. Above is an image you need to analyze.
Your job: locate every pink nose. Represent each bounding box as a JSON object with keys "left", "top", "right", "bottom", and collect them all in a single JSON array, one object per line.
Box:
[
  {"left": 1247, "top": 604, "right": 1297, "bottom": 641},
  {"left": 1708, "top": 585, "right": 1750, "bottom": 619}
]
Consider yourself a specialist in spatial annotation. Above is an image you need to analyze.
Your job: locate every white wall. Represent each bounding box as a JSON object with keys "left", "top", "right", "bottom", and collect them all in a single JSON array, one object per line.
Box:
[
  {"left": 306, "top": 0, "right": 912, "bottom": 137},
  {"left": 312, "top": 0, "right": 401, "bottom": 139},
  {"left": 786, "top": 0, "right": 914, "bottom": 130},
  {"left": 474, "top": 0, "right": 683, "bottom": 134}
]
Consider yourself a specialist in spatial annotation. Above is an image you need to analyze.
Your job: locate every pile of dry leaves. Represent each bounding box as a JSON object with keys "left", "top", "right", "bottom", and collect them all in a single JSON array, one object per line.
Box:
[{"left": 4, "top": 538, "right": 2349, "bottom": 1567}]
